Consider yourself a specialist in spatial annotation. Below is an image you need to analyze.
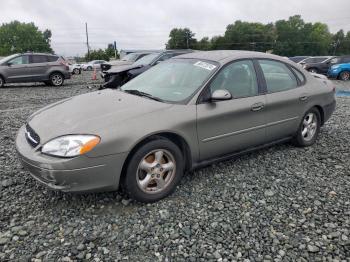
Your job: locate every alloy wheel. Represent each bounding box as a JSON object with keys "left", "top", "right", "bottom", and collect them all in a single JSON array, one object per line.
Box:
[
  {"left": 136, "top": 149, "right": 176, "bottom": 194},
  {"left": 340, "top": 71, "right": 350, "bottom": 81},
  {"left": 301, "top": 112, "right": 317, "bottom": 142},
  {"left": 51, "top": 74, "right": 63, "bottom": 86}
]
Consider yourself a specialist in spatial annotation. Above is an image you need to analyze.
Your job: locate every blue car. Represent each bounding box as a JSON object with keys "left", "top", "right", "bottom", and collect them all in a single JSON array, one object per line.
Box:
[{"left": 328, "top": 63, "right": 350, "bottom": 81}]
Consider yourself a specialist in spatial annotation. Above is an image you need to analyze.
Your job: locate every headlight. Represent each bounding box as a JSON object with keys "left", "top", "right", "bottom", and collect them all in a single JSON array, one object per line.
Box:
[
  {"left": 331, "top": 65, "right": 340, "bottom": 70},
  {"left": 41, "top": 135, "right": 100, "bottom": 157}
]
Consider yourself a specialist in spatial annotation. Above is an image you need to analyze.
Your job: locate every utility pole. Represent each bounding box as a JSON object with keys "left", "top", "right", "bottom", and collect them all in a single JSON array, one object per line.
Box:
[{"left": 85, "top": 22, "right": 90, "bottom": 61}]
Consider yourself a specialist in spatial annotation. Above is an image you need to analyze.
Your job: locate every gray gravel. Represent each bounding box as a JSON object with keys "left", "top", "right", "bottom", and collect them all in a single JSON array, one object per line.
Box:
[{"left": 0, "top": 72, "right": 349, "bottom": 261}]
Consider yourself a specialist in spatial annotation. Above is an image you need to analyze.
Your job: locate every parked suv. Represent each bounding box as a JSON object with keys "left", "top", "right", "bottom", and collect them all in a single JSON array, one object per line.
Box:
[{"left": 0, "top": 53, "right": 70, "bottom": 87}]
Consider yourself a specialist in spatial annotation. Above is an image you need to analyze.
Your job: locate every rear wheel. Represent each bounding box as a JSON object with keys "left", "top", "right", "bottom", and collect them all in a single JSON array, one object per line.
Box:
[
  {"left": 50, "top": 73, "right": 64, "bottom": 86},
  {"left": 122, "top": 138, "right": 184, "bottom": 203},
  {"left": 87, "top": 66, "right": 92, "bottom": 71},
  {"left": 0, "top": 76, "right": 4, "bottom": 88},
  {"left": 73, "top": 68, "right": 80, "bottom": 75},
  {"left": 292, "top": 108, "right": 321, "bottom": 147},
  {"left": 339, "top": 71, "right": 350, "bottom": 81}
]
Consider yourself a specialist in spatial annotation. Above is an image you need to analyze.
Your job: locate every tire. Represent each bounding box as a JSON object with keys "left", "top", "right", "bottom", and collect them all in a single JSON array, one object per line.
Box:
[
  {"left": 49, "top": 73, "right": 64, "bottom": 86},
  {"left": 122, "top": 138, "right": 184, "bottom": 203},
  {"left": 308, "top": 68, "right": 318, "bottom": 74},
  {"left": 73, "top": 68, "right": 80, "bottom": 75},
  {"left": 292, "top": 108, "right": 321, "bottom": 147},
  {"left": 0, "top": 76, "right": 4, "bottom": 88},
  {"left": 339, "top": 71, "right": 350, "bottom": 81},
  {"left": 87, "top": 66, "right": 92, "bottom": 71}
]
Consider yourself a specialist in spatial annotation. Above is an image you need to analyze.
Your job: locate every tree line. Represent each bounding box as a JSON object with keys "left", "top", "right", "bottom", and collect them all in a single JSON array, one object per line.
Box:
[{"left": 166, "top": 15, "right": 350, "bottom": 56}]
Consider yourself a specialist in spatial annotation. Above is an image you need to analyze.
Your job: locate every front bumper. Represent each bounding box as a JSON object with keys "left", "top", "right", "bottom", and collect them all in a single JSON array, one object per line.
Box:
[
  {"left": 16, "top": 125, "right": 128, "bottom": 193},
  {"left": 327, "top": 69, "right": 340, "bottom": 79}
]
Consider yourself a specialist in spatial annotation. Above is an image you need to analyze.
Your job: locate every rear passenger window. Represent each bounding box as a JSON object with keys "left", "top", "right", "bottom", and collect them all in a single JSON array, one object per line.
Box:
[
  {"left": 31, "top": 55, "right": 48, "bottom": 63},
  {"left": 47, "top": 56, "right": 58, "bottom": 62},
  {"left": 258, "top": 60, "right": 297, "bottom": 93}
]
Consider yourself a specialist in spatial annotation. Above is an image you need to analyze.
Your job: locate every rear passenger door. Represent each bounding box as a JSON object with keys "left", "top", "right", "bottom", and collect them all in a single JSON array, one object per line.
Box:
[
  {"left": 257, "top": 59, "right": 308, "bottom": 141},
  {"left": 29, "top": 55, "right": 49, "bottom": 81}
]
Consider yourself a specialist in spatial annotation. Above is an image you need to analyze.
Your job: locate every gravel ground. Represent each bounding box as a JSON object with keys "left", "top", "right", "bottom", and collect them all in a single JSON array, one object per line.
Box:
[{"left": 0, "top": 72, "right": 349, "bottom": 261}]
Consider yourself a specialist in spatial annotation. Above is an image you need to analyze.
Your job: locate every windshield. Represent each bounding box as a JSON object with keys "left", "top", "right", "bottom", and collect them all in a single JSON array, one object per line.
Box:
[
  {"left": 121, "top": 53, "right": 139, "bottom": 62},
  {"left": 121, "top": 59, "right": 218, "bottom": 103},
  {"left": 304, "top": 57, "right": 330, "bottom": 64},
  {"left": 0, "top": 54, "right": 18, "bottom": 64},
  {"left": 133, "top": 53, "right": 160, "bottom": 66}
]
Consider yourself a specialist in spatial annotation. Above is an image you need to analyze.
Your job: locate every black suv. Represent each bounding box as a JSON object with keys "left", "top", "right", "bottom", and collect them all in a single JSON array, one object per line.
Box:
[
  {"left": 302, "top": 56, "right": 336, "bottom": 74},
  {"left": 0, "top": 53, "right": 71, "bottom": 87},
  {"left": 100, "top": 50, "right": 193, "bottom": 89}
]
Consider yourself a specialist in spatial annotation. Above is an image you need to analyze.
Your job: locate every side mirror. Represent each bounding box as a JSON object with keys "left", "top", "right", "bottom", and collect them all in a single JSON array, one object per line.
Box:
[
  {"left": 7, "top": 62, "right": 13, "bottom": 66},
  {"left": 211, "top": 89, "right": 232, "bottom": 101}
]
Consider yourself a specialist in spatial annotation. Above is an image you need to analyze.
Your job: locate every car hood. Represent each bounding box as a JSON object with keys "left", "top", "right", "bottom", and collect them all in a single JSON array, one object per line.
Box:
[
  {"left": 109, "top": 60, "right": 133, "bottom": 66},
  {"left": 107, "top": 64, "right": 144, "bottom": 74},
  {"left": 27, "top": 89, "right": 172, "bottom": 143}
]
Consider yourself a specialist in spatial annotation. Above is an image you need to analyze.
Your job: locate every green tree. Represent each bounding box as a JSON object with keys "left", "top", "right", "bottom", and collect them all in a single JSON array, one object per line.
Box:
[
  {"left": 166, "top": 28, "right": 197, "bottom": 49},
  {"left": 274, "top": 15, "right": 332, "bottom": 56},
  {"left": 0, "top": 21, "right": 53, "bottom": 56},
  {"left": 220, "top": 21, "right": 276, "bottom": 52},
  {"left": 196, "top": 37, "right": 211, "bottom": 50},
  {"left": 85, "top": 46, "right": 119, "bottom": 61}
]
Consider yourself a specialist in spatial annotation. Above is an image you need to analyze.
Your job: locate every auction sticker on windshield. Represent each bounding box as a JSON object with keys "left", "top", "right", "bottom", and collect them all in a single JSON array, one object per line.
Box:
[{"left": 194, "top": 61, "right": 216, "bottom": 71}]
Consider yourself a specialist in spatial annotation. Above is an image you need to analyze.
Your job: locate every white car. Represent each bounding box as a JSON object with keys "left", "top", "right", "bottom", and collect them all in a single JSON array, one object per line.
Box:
[
  {"left": 69, "top": 64, "right": 82, "bottom": 75},
  {"left": 82, "top": 60, "right": 107, "bottom": 71}
]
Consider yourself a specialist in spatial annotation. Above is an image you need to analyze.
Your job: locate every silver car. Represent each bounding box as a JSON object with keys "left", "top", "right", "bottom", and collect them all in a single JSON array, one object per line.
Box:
[
  {"left": 16, "top": 51, "right": 336, "bottom": 202},
  {"left": 0, "top": 53, "right": 71, "bottom": 87}
]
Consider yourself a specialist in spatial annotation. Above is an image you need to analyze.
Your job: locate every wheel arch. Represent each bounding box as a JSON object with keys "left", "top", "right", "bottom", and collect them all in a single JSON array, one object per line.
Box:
[
  {"left": 120, "top": 132, "right": 193, "bottom": 184},
  {"left": 312, "top": 105, "right": 325, "bottom": 126},
  {"left": 0, "top": 73, "right": 5, "bottom": 82}
]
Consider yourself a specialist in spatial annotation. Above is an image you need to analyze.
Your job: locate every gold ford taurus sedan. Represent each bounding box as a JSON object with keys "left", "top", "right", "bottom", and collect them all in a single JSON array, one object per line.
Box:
[{"left": 16, "top": 51, "right": 336, "bottom": 202}]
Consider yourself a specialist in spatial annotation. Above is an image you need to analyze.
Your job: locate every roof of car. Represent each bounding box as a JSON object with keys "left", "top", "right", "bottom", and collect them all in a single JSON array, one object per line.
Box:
[
  {"left": 175, "top": 50, "right": 287, "bottom": 64},
  {"left": 22, "top": 52, "right": 56, "bottom": 56}
]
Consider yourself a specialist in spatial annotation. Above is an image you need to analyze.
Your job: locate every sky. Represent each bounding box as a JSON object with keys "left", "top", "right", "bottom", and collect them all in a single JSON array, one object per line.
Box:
[{"left": 1, "top": 0, "right": 349, "bottom": 57}]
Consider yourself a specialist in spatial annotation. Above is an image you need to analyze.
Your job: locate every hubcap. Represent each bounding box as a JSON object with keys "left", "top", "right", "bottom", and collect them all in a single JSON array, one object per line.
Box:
[
  {"left": 52, "top": 75, "right": 63, "bottom": 85},
  {"left": 136, "top": 149, "right": 176, "bottom": 194},
  {"left": 341, "top": 72, "right": 350, "bottom": 81},
  {"left": 301, "top": 113, "right": 317, "bottom": 141}
]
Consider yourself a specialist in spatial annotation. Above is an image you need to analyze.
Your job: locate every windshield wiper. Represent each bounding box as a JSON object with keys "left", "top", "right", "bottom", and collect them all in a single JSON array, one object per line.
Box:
[{"left": 123, "top": 89, "right": 164, "bottom": 102}]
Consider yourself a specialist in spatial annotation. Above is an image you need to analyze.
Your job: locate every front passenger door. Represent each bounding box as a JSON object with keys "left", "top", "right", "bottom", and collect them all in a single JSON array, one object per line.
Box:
[
  {"left": 196, "top": 60, "right": 266, "bottom": 161},
  {"left": 3, "top": 55, "right": 30, "bottom": 82}
]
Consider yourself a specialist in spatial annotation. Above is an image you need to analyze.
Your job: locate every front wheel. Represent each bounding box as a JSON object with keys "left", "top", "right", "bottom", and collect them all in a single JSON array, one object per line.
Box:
[
  {"left": 339, "top": 71, "right": 350, "bottom": 81},
  {"left": 50, "top": 73, "right": 64, "bottom": 86},
  {"left": 292, "top": 108, "right": 321, "bottom": 147},
  {"left": 308, "top": 68, "right": 318, "bottom": 74},
  {"left": 122, "top": 138, "right": 184, "bottom": 203},
  {"left": 73, "top": 68, "right": 80, "bottom": 75}
]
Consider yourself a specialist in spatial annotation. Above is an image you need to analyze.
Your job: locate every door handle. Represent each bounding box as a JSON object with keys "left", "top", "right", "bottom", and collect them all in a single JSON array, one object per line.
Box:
[
  {"left": 251, "top": 102, "right": 265, "bottom": 111},
  {"left": 299, "top": 95, "right": 309, "bottom": 101}
]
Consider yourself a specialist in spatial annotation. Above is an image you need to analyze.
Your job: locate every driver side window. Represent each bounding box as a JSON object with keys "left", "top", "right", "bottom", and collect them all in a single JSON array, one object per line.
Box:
[{"left": 210, "top": 60, "right": 258, "bottom": 98}]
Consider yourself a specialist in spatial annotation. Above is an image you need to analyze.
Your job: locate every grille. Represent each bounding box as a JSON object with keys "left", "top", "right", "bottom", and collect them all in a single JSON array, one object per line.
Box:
[{"left": 25, "top": 124, "right": 40, "bottom": 148}]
